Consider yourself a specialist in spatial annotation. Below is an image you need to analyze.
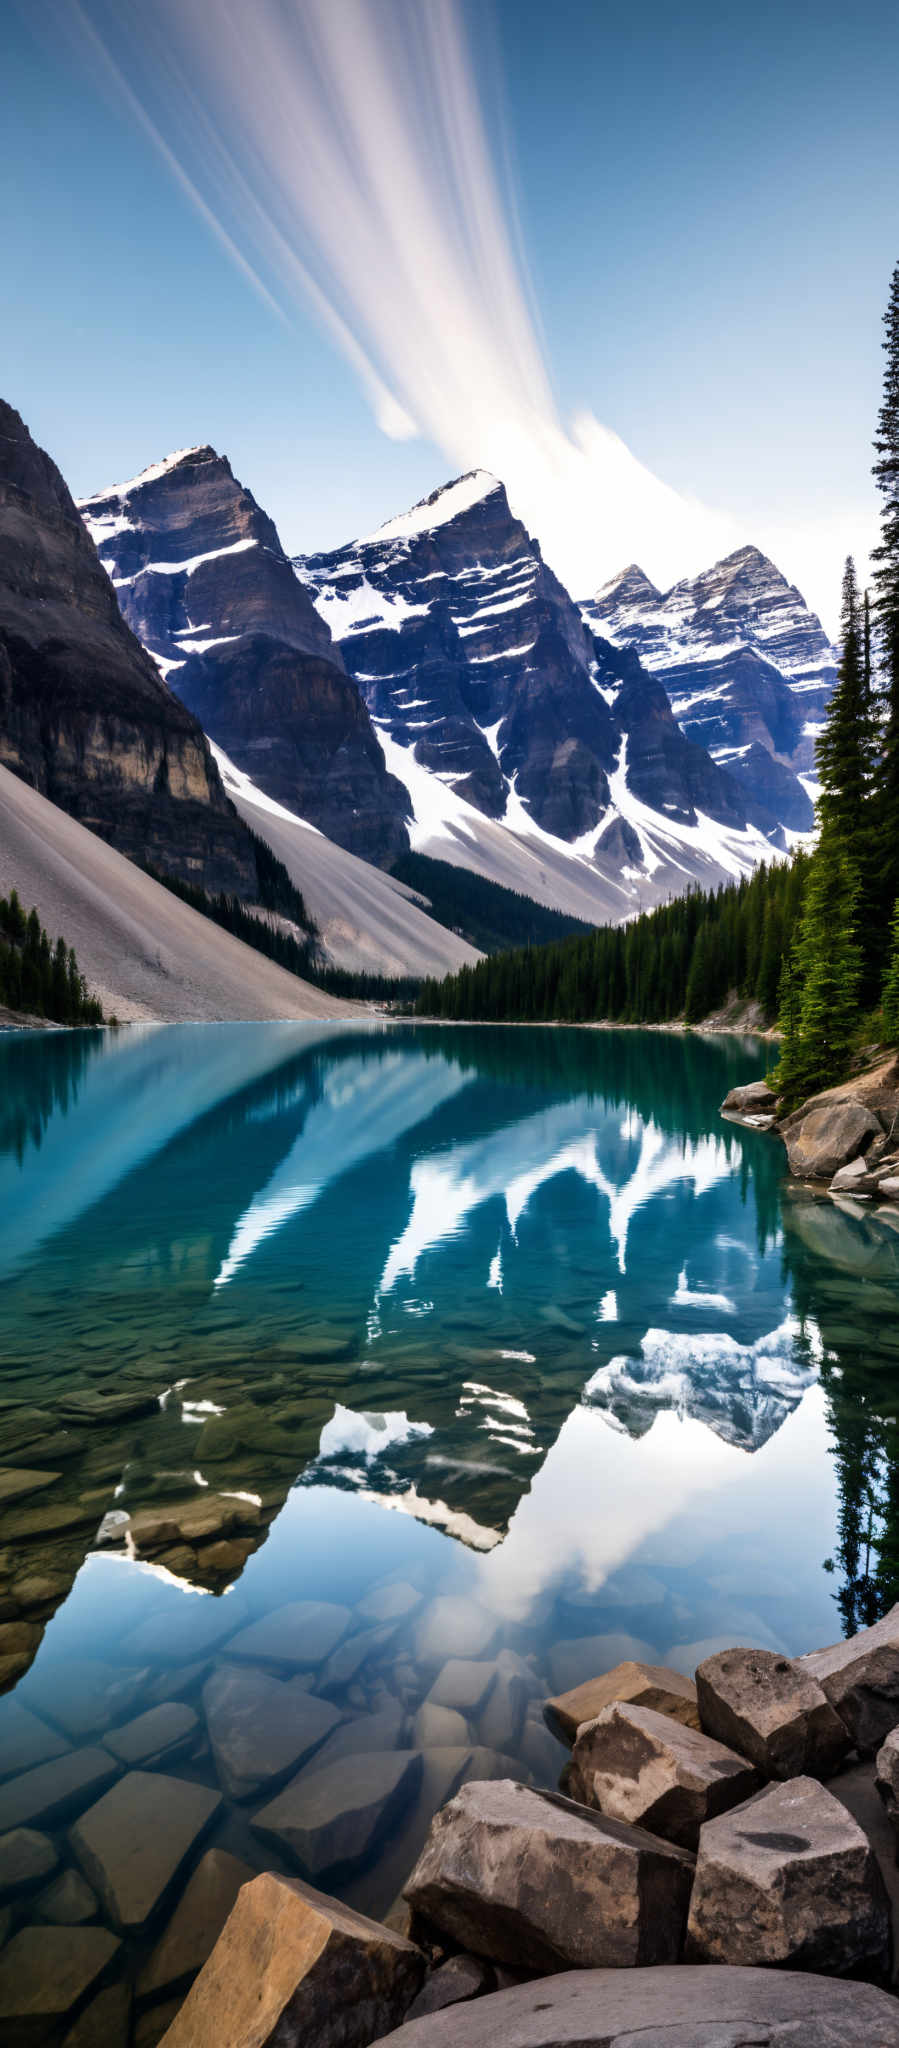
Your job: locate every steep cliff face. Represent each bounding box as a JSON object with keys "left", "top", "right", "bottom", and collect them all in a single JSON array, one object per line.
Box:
[
  {"left": 0, "top": 403, "right": 261, "bottom": 894},
  {"left": 299, "top": 473, "right": 774, "bottom": 862},
  {"left": 80, "top": 447, "right": 409, "bottom": 866},
  {"left": 586, "top": 545, "right": 836, "bottom": 832}
]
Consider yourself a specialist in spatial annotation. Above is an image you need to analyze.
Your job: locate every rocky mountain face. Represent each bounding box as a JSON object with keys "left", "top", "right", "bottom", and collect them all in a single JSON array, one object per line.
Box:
[
  {"left": 585, "top": 547, "right": 836, "bottom": 833},
  {"left": 299, "top": 474, "right": 779, "bottom": 888},
  {"left": 80, "top": 448, "right": 409, "bottom": 866},
  {"left": 0, "top": 402, "right": 263, "bottom": 895}
]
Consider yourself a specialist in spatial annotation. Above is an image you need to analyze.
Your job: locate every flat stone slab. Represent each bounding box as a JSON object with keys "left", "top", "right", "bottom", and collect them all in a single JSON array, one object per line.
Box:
[
  {"left": 102, "top": 1703, "right": 198, "bottom": 1767},
  {"left": 546, "top": 1635, "right": 655, "bottom": 1697},
  {"left": 696, "top": 1645, "right": 851, "bottom": 1779},
  {"left": 62, "top": 1980, "right": 132, "bottom": 2048},
  {"left": 0, "top": 1696, "right": 71, "bottom": 1779},
  {"left": 404, "top": 1779, "right": 693, "bottom": 1971},
  {"left": 0, "top": 1466, "right": 61, "bottom": 1504},
  {"left": 309, "top": 1703, "right": 406, "bottom": 1770},
  {"left": 373, "top": 1965, "right": 899, "bottom": 2047},
  {"left": 0, "top": 1746, "right": 120, "bottom": 1830},
  {"left": 21, "top": 1657, "right": 149, "bottom": 1740},
  {"left": 414, "top": 1705, "right": 470, "bottom": 1749},
  {"left": 427, "top": 1661, "right": 498, "bottom": 1716},
  {"left": 34, "top": 1865, "right": 98, "bottom": 1924},
  {"left": 357, "top": 1581, "right": 422, "bottom": 1624},
  {"left": 253, "top": 1749, "right": 423, "bottom": 1882},
  {"left": 157, "top": 1870, "right": 424, "bottom": 2048},
  {"left": 203, "top": 1665, "right": 341, "bottom": 1799},
  {"left": 139, "top": 1847, "right": 255, "bottom": 2000},
  {"left": 225, "top": 1600, "right": 350, "bottom": 1669},
  {"left": 122, "top": 1598, "right": 246, "bottom": 1666},
  {"left": 544, "top": 1659, "right": 700, "bottom": 1746},
  {"left": 70, "top": 1769, "right": 221, "bottom": 1929},
  {"left": 569, "top": 1700, "right": 759, "bottom": 1849},
  {"left": 802, "top": 1601, "right": 899, "bottom": 1751},
  {"left": 415, "top": 1599, "right": 497, "bottom": 1664},
  {"left": 0, "top": 1924, "right": 120, "bottom": 2043},
  {"left": 0, "top": 1824, "right": 58, "bottom": 1895},
  {"left": 685, "top": 1773, "right": 890, "bottom": 1973}
]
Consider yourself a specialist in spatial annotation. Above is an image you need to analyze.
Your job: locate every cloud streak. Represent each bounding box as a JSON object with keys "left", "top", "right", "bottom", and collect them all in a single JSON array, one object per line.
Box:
[{"left": 58, "top": 0, "right": 751, "bottom": 595}]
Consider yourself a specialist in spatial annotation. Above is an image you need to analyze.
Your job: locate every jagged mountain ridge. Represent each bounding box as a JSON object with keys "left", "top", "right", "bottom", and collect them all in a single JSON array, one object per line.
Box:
[
  {"left": 298, "top": 472, "right": 782, "bottom": 914},
  {"left": 585, "top": 546, "right": 836, "bottom": 832},
  {"left": 0, "top": 403, "right": 266, "bottom": 896},
  {"left": 80, "top": 447, "right": 410, "bottom": 866}
]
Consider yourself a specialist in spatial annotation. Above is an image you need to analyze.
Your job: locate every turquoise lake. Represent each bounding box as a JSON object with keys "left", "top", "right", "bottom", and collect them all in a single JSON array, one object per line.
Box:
[{"left": 2, "top": 1020, "right": 899, "bottom": 2035}]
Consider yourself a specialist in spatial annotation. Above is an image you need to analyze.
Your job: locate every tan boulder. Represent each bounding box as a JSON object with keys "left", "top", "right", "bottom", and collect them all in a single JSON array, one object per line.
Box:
[
  {"left": 544, "top": 1659, "right": 699, "bottom": 1747},
  {"left": 158, "top": 1870, "right": 424, "bottom": 2048},
  {"left": 569, "top": 1700, "right": 759, "bottom": 1849},
  {"left": 404, "top": 1779, "right": 693, "bottom": 1971},
  {"left": 783, "top": 1100, "right": 881, "bottom": 1180}
]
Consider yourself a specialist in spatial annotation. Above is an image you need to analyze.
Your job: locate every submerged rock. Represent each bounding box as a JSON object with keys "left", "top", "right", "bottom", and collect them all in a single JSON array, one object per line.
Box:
[
  {"left": 0, "top": 1696, "right": 71, "bottom": 1778},
  {"left": 0, "top": 1824, "right": 58, "bottom": 1895},
  {"left": 801, "top": 1603, "right": 899, "bottom": 1752},
  {"left": 404, "top": 1779, "right": 693, "bottom": 1971},
  {"left": 0, "top": 1923, "right": 120, "bottom": 2043},
  {"left": 225, "top": 1600, "right": 351, "bottom": 1669},
  {"left": 101, "top": 1703, "right": 198, "bottom": 1768},
  {"left": 427, "top": 1662, "right": 498, "bottom": 1717},
  {"left": 202, "top": 1665, "right": 341, "bottom": 1799},
  {"left": 696, "top": 1645, "right": 851, "bottom": 1779},
  {"left": 568, "top": 1700, "right": 758, "bottom": 1849},
  {"left": 372, "top": 1964, "right": 899, "bottom": 2047},
  {"left": 0, "top": 1746, "right": 120, "bottom": 1831},
  {"left": 70, "top": 1770, "right": 221, "bottom": 1930},
  {"left": 138, "top": 1847, "right": 255, "bottom": 2001},
  {"left": 34, "top": 1865, "right": 98, "bottom": 1924},
  {"left": 253, "top": 1750, "right": 423, "bottom": 1882},
  {"left": 62, "top": 1980, "right": 132, "bottom": 2048},
  {"left": 157, "top": 1870, "right": 424, "bottom": 2048},
  {"left": 544, "top": 1659, "right": 700, "bottom": 1746},
  {"left": 685, "top": 1774, "right": 890, "bottom": 1973}
]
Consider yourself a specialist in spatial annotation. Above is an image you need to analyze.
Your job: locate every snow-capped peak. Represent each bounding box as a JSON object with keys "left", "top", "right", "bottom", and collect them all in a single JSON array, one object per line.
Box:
[
  {"left": 79, "top": 446, "right": 210, "bottom": 507},
  {"left": 592, "top": 563, "right": 661, "bottom": 607},
  {"left": 362, "top": 470, "right": 503, "bottom": 545}
]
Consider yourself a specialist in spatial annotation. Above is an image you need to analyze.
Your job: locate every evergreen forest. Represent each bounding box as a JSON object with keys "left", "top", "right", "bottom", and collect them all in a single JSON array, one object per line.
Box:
[{"left": 0, "top": 891, "right": 104, "bottom": 1024}]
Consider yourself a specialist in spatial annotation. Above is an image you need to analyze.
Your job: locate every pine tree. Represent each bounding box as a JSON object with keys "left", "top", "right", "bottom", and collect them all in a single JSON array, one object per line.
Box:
[
  {"left": 882, "top": 898, "right": 899, "bottom": 1044},
  {"left": 816, "top": 558, "right": 875, "bottom": 841},
  {"left": 793, "top": 843, "right": 862, "bottom": 1098},
  {"left": 872, "top": 260, "right": 899, "bottom": 917},
  {"left": 773, "top": 947, "right": 805, "bottom": 1109}
]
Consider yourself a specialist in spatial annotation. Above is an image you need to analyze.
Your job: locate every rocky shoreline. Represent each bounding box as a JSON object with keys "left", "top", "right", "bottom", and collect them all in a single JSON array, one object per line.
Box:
[
  {"left": 722, "top": 1053, "right": 899, "bottom": 1206},
  {"left": 116, "top": 1611, "right": 899, "bottom": 2045}
]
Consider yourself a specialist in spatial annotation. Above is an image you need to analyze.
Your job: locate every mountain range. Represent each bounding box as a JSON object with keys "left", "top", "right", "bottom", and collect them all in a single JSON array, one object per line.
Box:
[{"left": 1, "top": 398, "right": 833, "bottom": 1004}]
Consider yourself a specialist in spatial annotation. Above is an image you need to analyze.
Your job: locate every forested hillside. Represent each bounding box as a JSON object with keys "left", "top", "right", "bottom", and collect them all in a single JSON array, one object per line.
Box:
[{"left": 0, "top": 892, "right": 103, "bottom": 1024}]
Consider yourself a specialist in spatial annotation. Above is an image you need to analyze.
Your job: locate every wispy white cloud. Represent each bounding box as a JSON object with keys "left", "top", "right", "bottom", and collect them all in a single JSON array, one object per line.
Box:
[{"left": 58, "top": 0, "right": 853, "bottom": 623}]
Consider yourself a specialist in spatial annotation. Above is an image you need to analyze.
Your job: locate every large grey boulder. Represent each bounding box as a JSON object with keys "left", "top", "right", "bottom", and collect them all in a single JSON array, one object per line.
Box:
[
  {"left": 253, "top": 1750, "right": 423, "bottom": 1882},
  {"left": 544, "top": 1659, "right": 699, "bottom": 1746},
  {"left": 157, "top": 1871, "right": 424, "bottom": 2048},
  {"left": 802, "top": 1603, "right": 899, "bottom": 1752},
  {"left": 685, "top": 1774, "right": 890, "bottom": 1973},
  {"left": 696, "top": 1645, "right": 850, "bottom": 1778},
  {"left": 373, "top": 1965, "right": 899, "bottom": 2047},
  {"left": 569, "top": 1700, "right": 759, "bottom": 1849},
  {"left": 783, "top": 1100, "right": 882, "bottom": 1180},
  {"left": 404, "top": 1779, "right": 693, "bottom": 1971}
]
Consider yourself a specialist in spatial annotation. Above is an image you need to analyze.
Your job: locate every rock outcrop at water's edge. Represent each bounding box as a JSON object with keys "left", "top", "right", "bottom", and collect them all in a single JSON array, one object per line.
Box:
[
  {"left": 722, "top": 1052, "right": 899, "bottom": 1205},
  {"left": 150, "top": 1620, "right": 899, "bottom": 2043}
]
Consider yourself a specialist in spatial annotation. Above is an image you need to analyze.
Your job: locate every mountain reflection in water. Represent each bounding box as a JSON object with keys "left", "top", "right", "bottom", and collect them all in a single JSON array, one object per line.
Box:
[{"left": 0, "top": 1022, "right": 897, "bottom": 1946}]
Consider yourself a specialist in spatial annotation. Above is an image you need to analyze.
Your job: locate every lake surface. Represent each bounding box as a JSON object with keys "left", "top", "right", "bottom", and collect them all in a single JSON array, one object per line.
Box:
[{"left": 2, "top": 1020, "right": 899, "bottom": 2037}]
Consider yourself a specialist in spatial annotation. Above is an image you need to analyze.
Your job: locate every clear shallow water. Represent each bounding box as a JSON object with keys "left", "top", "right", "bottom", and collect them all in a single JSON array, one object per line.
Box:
[{"left": 1, "top": 1021, "right": 899, "bottom": 2033}]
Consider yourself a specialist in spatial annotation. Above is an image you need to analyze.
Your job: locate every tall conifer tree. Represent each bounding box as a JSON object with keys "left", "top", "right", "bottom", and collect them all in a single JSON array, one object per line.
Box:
[{"left": 872, "top": 260, "right": 899, "bottom": 914}]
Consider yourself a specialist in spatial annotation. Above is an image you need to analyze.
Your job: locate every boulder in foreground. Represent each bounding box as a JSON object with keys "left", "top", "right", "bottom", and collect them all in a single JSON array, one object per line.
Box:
[
  {"left": 404, "top": 1779, "right": 693, "bottom": 1971},
  {"left": 685, "top": 1774, "right": 890, "bottom": 1974},
  {"left": 568, "top": 1699, "right": 758, "bottom": 1849},
  {"left": 696, "top": 1645, "right": 850, "bottom": 1778},
  {"left": 543, "top": 1659, "right": 699, "bottom": 1747},
  {"left": 372, "top": 1964, "right": 899, "bottom": 2047},
  {"left": 158, "top": 1870, "right": 424, "bottom": 2048},
  {"left": 801, "top": 1602, "right": 899, "bottom": 1752}
]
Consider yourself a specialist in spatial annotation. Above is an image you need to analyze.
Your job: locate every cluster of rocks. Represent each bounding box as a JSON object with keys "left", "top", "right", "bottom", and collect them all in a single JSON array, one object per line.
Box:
[
  {"left": 722, "top": 1060, "right": 899, "bottom": 1207},
  {"left": 126, "top": 1608, "right": 899, "bottom": 2047}
]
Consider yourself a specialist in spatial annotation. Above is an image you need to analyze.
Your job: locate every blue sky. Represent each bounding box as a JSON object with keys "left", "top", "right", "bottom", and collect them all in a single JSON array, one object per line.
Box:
[{"left": 4, "top": 0, "right": 897, "bottom": 626}]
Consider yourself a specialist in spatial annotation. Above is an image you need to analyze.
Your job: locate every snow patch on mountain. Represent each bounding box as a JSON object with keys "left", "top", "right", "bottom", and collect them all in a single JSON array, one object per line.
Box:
[{"left": 363, "top": 469, "right": 502, "bottom": 542}]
